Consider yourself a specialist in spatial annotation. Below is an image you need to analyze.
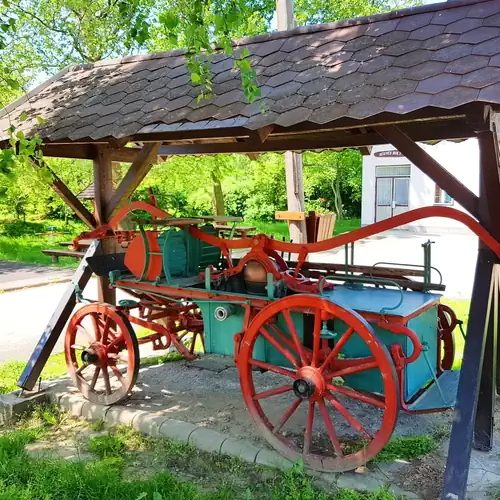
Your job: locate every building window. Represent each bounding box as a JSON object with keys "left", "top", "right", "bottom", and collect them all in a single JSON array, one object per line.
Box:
[{"left": 435, "top": 185, "right": 453, "bottom": 205}]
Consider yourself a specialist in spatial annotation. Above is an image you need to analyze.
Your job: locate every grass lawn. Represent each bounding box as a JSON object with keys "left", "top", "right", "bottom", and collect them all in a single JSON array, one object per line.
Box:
[
  {"left": 0, "top": 218, "right": 361, "bottom": 268},
  {"left": 0, "top": 405, "right": 398, "bottom": 500},
  {"left": 251, "top": 218, "right": 361, "bottom": 241}
]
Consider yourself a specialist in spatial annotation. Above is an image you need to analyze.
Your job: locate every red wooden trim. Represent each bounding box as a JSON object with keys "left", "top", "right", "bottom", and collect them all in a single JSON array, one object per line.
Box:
[
  {"left": 189, "top": 206, "right": 500, "bottom": 259},
  {"left": 374, "top": 125, "right": 479, "bottom": 219}
]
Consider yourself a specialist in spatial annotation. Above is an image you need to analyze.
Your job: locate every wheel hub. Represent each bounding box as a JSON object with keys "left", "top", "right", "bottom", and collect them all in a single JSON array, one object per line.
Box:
[
  {"left": 81, "top": 345, "right": 104, "bottom": 365},
  {"left": 293, "top": 365, "right": 327, "bottom": 399},
  {"left": 293, "top": 379, "right": 315, "bottom": 399}
]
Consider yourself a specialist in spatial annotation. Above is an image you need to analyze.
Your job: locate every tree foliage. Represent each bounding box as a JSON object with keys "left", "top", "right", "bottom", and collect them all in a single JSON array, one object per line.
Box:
[{"left": 0, "top": 0, "right": 419, "bottom": 223}]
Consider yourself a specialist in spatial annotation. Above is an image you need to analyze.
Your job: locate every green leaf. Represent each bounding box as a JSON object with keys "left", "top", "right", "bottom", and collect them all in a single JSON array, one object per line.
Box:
[
  {"left": 168, "top": 33, "right": 178, "bottom": 46},
  {"left": 159, "top": 11, "right": 179, "bottom": 30},
  {"left": 16, "top": 131, "right": 25, "bottom": 140},
  {"left": 19, "top": 111, "right": 28, "bottom": 122},
  {"left": 134, "top": 494, "right": 147, "bottom": 500},
  {"left": 5, "top": 78, "right": 20, "bottom": 90},
  {"left": 152, "top": 493, "right": 163, "bottom": 500},
  {"left": 241, "top": 47, "right": 249, "bottom": 58},
  {"left": 1, "top": 24, "right": 10, "bottom": 33},
  {"left": 191, "top": 72, "right": 201, "bottom": 84},
  {"left": 36, "top": 116, "right": 46, "bottom": 125}
]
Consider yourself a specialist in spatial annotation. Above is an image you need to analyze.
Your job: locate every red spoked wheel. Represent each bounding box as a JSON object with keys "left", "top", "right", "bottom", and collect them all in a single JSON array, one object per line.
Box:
[
  {"left": 238, "top": 295, "right": 399, "bottom": 472},
  {"left": 65, "top": 303, "right": 139, "bottom": 405},
  {"left": 438, "top": 304, "right": 457, "bottom": 371},
  {"left": 173, "top": 307, "right": 205, "bottom": 359}
]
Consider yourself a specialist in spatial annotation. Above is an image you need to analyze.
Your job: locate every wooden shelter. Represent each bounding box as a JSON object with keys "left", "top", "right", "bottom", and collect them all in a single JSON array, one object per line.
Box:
[{"left": 1, "top": 0, "right": 500, "bottom": 497}]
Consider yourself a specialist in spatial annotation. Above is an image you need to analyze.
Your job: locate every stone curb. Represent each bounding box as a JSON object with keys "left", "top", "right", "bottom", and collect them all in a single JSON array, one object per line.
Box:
[{"left": 47, "top": 390, "right": 420, "bottom": 499}]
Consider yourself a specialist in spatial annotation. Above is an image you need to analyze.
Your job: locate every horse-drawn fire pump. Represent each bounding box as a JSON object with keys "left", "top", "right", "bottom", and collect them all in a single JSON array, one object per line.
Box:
[{"left": 65, "top": 201, "right": 500, "bottom": 472}]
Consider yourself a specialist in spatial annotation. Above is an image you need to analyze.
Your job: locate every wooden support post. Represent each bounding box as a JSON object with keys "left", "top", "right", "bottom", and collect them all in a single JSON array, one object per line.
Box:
[
  {"left": 32, "top": 160, "right": 96, "bottom": 229},
  {"left": 441, "top": 250, "right": 497, "bottom": 499},
  {"left": 285, "top": 151, "right": 307, "bottom": 243},
  {"left": 93, "top": 146, "right": 116, "bottom": 304},
  {"left": 276, "top": 0, "right": 307, "bottom": 244},
  {"left": 17, "top": 241, "right": 99, "bottom": 391},
  {"left": 375, "top": 125, "right": 480, "bottom": 219},
  {"left": 106, "top": 142, "right": 161, "bottom": 220}
]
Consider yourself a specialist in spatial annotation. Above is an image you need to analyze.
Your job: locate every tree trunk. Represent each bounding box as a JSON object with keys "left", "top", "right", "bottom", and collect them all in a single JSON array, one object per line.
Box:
[
  {"left": 211, "top": 170, "right": 225, "bottom": 216},
  {"left": 330, "top": 175, "right": 343, "bottom": 220}
]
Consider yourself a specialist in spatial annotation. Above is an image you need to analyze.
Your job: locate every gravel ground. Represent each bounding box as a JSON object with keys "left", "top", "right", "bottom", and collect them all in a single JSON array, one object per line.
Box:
[{"left": 123, "top": 355, "right": 452, "bottom": 452}]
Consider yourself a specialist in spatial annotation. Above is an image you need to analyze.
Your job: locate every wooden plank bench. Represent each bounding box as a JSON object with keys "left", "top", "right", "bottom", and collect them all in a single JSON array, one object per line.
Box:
[
  {"left": 42, "top": 249, "right": 85, "bottom": 264},
  {"left": 215, "top": 224, "right": 256, "bottom": 238}
]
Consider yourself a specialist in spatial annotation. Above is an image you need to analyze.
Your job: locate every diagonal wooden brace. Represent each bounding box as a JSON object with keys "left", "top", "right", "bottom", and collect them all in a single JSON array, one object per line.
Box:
[
  {"left": 32, "top": 159, "right": 96, "bottom": 229},
  {"left": 375, "top": 125, "right": 480, "bottom": 220},
  {"left": 105, "top": 142, "right": 162, "bottom": 221},
  {"left": 17, "top": 241, "right": 99, "bottom": 391}
]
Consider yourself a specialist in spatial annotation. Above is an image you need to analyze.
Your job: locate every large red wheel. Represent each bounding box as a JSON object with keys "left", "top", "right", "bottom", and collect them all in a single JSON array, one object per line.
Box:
[
  {"left": 238, "top": 295, "right": 399, "bottom": 472},
  {"left": 65, "top": 303, "right": 139, "bottom": 405},
  {"left": 438, "top": 304, "right": 457, "bottom": 371}
]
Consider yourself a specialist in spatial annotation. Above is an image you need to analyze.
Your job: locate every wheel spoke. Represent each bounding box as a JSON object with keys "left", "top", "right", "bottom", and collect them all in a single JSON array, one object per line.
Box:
[
  {"left": 327, "top": 384, "right": 386, "bottom": 409},
  {"left": 110, "top": 364, "right": 125, "bottom": 384},
  {"left": 101, "top": 317, "right": 111, "bottom": 345},
  {"left": 268, "top": 324, "right": 310, "bottom": 362},
  {"left": 273, "top": 398, "right": 302, "bottom": 434},
  {"left": 303, "top": 400, "right": 315, "bottom": 455},
  {"left": 317, "top": 397, "right": 343, "bottom": 456},
  {"left": 324, "top": 392, "right": 372, "bottom": 440},
  {"left": 90, "top": 313, "right": 101, "bottom": 342},
  {"left": 325, "top": 358, "right": 378, "bottom": 379},
  {"left": 319, "top": 327, "right": 354, "bottom": 373},
  {"left": 106, "top": 334, "right": 124, "bottom": 351},
  {"left": 76, "top": 364, "right": 90, "bottom": 376},
  {"left": 282, "top": 310, "right": 307, "bottom": 367},
  {"left": 89, "top": 367, "right": 101, "bottom": 390},
  {"left": 76, "top": 324, "right": 94, "bottom": 343},
  {"left": 254, "top": 385, "right": 293, "bottom": 401},
  {"left": 259, "top": 326, "right": 300, "bottom": 369},
  {"left": 312, "top": 309, "right": 322, "bottom": 368},
  {"left": 102, "top": 366, "right": 112, "bottom": 395},
  {"left": 248, "top": 358, "right": 296, "bottom": 378}
]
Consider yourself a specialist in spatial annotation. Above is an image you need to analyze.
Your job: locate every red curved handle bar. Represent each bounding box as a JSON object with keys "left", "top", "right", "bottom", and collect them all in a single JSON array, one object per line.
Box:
[
  {"left": 109, "top": 201, "right": 170, "bottom": 229},
  {"left": 190, "top": 206, "right": 500, "bottom": 259}
]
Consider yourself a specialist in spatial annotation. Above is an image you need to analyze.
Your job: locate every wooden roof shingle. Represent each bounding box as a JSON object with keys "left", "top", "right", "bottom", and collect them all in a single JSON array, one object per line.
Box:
[{"left": 2, "top": 0, "right": 500, "bottom": 145}]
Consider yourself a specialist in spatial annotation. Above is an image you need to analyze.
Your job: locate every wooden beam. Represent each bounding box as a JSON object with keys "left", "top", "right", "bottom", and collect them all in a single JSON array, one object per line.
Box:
[
  {"left": 17, "top": 241, "right": 98, "bottom": 390},
  {"left": 478, "top": 129, "right": 500, "bottom": 240},
  {"left": 32, "top": 160, "right": 96, "bottom": 229},
  {"left": 375, "top": 125, "right": 480, "bottom": 220},
  {"left": 42, "top": 144, "right": 140, "bottom": 162},
  {"left": 106, "top": 142, "right": 162, "bottom": 220},
  {"left": 256, "top": 125, "right": 275, "bottom": 143},
  {"left": 93, "top": 146, "right": 116, "bottom": 304}
]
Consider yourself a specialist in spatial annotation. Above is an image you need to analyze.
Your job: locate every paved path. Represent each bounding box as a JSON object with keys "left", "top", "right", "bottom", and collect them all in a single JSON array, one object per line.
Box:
[
  {"left": 0, "top": 279, "right": 131, "bottom": 363},
  {"left": 310, "top": 229, "right": 478, "bottom": 299},
  {"left": 0, "top": 261, "right": 74, "bottom": 291}
]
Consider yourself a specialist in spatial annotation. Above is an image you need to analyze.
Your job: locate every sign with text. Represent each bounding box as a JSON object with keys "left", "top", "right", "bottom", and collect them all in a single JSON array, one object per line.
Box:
[{"left": 374, "top": 150, "right": 403, "bottom": 158}]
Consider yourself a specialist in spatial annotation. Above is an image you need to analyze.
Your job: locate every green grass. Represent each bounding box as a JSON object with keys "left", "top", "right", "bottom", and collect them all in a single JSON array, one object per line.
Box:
[
  {"left": 0, "top": 234, "right": 80, "bottom": 268},
  {"left": 0, "top": 352, "right": 67, "bottom": 395},
  {"left": 374, "top": 436, "right": 437, "bottom": 463},
  {"left": 0, "top": 407, "right": 397, "bottom": 500},
  {"left": 251, "top": 218, "right": 361, "bottom": 241},
  {"left": 441, "top": 298, "right": 469, "bottom": 370}
]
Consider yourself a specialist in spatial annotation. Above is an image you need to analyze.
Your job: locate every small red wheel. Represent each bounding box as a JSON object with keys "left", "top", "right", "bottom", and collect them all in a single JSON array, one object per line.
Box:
[
  {"left": 438, "top": 304, "right": 457, "bottom": 371},
  {"left": 174, "top": 308, "right": 205, "bottom": 359},
  {"left": 238, "top": 295, "right": 399, "bottom": 472},
  {"left": 65, "top": 303, "right": 139, "bottom": 405}
]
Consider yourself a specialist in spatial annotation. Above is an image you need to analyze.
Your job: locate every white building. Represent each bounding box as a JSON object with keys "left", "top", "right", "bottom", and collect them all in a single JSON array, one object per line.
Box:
[{"left": 361, "top": 139, "right": 479, "bottom": 233}]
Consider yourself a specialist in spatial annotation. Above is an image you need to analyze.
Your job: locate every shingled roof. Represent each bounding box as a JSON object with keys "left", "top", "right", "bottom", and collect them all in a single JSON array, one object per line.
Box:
[{"left": 1, "top": 0, "right": 500, "bottom": 148}]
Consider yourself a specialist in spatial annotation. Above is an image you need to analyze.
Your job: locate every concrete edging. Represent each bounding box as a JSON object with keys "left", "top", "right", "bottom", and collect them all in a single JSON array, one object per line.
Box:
[{"left": 48, "top": 389, "right": 420, "bottom": 499}]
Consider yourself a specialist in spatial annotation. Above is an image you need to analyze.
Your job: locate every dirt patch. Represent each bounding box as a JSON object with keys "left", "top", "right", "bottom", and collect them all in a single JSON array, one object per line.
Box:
[
  {"left": 393, "top": 454, "right": 445, "bottom": 500},
  {"left": 122, "top": 356, "right": 453, "bottom": 453}
]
